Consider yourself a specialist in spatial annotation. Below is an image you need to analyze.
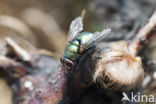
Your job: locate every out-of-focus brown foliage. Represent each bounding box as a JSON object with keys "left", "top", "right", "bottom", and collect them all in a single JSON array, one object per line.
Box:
[{"left": 0, "top": 78, "right": 12, "bottom": 104}]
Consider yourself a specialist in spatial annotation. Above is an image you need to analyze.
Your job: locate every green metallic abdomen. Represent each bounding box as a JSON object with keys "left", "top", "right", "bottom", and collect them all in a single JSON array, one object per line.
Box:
[{"left": 64, "top": 40, "right": 79, "bottom": 61}]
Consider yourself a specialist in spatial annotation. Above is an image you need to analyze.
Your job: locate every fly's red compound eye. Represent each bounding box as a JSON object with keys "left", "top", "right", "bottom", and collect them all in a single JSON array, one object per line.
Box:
[
  {"left": 65, "top": 58, "right": 74, "bottom": 67},
  {"left": 60, "top": 57, "right": 74, "bottom": 69}
]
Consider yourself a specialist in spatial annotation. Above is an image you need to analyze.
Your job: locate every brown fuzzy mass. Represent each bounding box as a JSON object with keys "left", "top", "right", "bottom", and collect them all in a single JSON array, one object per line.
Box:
[{"left": 93, "top": 41, "right": 144, "bottom": 90}]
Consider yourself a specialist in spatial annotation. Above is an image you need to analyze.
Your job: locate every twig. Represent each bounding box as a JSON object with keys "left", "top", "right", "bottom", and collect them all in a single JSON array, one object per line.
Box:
[
  {"left": 5, "top": 37, "right": 31, "bottom": 61},
  {"left": 129, "top": 11, "right": 156, "bottom": 56}
]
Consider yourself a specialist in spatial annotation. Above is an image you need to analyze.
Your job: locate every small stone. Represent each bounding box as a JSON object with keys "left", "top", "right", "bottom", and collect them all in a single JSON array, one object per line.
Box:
[{"left": 24, "top": 80, "right": 34, "bottom": 91}]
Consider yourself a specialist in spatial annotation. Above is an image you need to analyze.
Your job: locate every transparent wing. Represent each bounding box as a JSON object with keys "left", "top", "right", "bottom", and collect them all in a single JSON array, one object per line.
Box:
[
  {"left": 67, "top": 17, "right": 83, "bottom": 43},
  {"left": 84, "top": 28, "right": 111, "bottom": 49}
]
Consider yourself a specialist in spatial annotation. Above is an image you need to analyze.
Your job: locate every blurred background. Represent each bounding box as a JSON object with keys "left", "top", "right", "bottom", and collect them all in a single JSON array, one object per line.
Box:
[
  {"left": 0, "top": 0, "right": 156, "bottom": 104},
  {"left": 0, "top": 0, "right": 155, "bottom": 54}
]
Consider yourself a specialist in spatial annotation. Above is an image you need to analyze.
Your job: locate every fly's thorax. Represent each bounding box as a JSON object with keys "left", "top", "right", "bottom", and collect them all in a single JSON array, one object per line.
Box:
[
  {"left": 77, "top": 32, "right": 93, "bottom": 45},
  {"left": 76, "top": 32, "right": 93, "bottom": 53}
]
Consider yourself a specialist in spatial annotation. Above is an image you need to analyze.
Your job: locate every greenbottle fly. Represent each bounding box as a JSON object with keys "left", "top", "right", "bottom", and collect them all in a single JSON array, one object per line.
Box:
[{"left": 60, "top": 16, "right": 111, "bottom": 70}]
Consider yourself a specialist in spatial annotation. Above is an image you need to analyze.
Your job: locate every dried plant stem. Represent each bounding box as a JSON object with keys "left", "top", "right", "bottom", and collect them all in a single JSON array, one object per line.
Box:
[{"left": 129, "top": 11, "right": 156, "bottom": 56}]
